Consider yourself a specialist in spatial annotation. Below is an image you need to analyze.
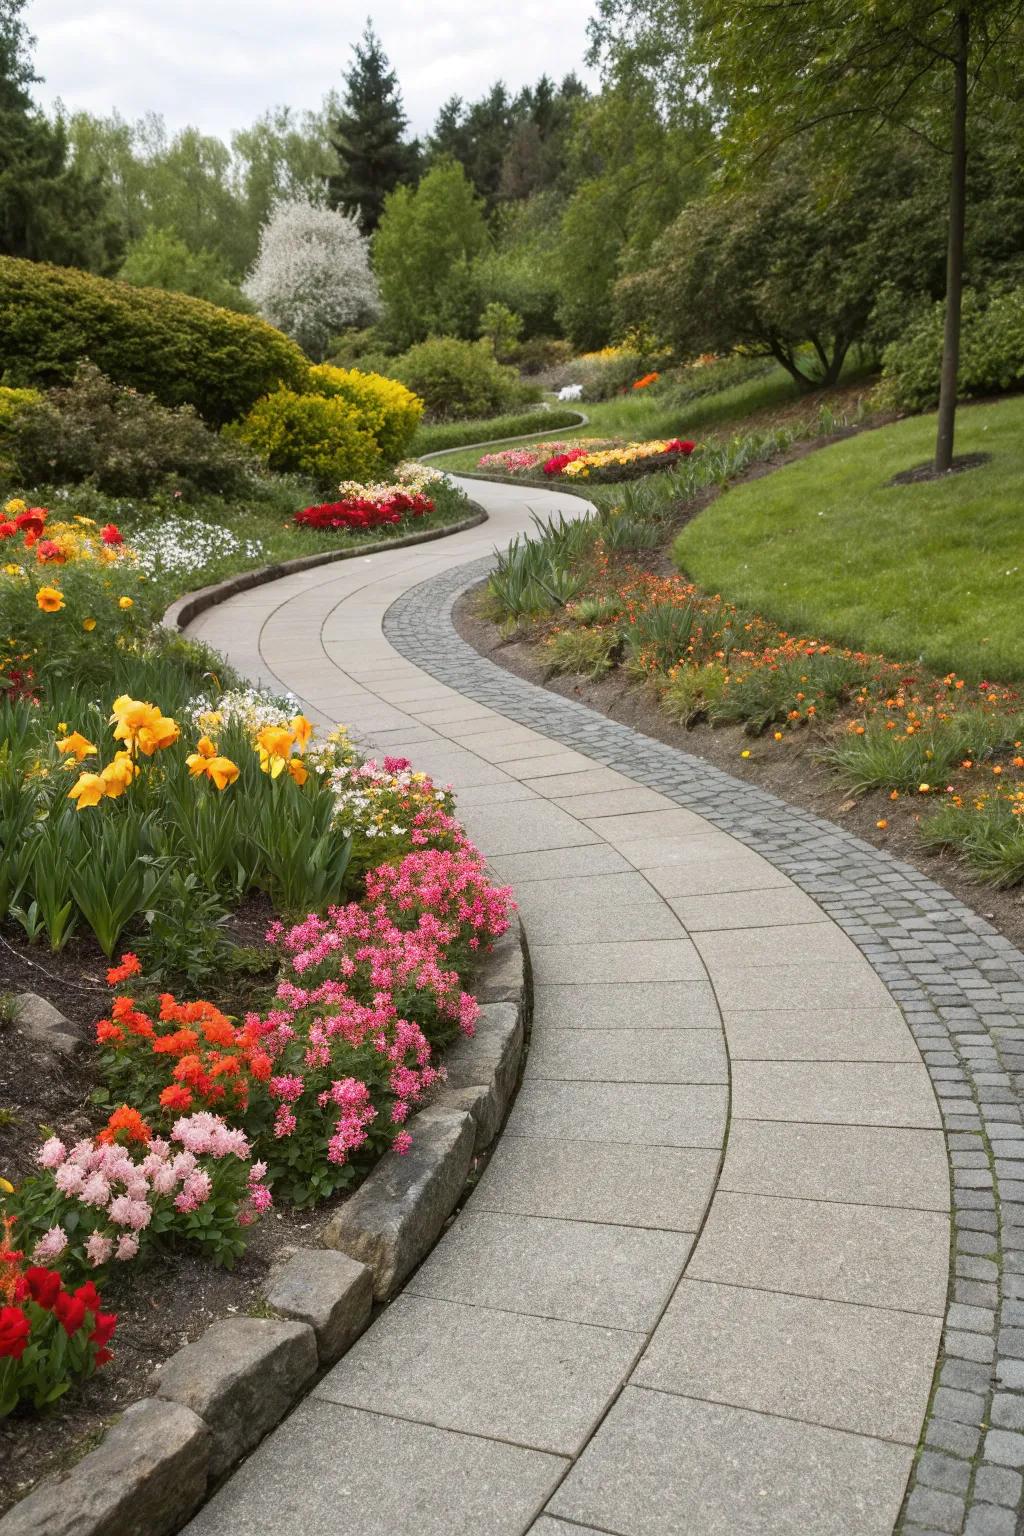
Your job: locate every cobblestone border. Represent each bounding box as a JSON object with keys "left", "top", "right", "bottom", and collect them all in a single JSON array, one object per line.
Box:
[
  {"left": 0, "top": 900, "right": 528, "bottom": 1536},
  {"left": 384, "top": 552, "right": 1024, "bottom": 1536}
]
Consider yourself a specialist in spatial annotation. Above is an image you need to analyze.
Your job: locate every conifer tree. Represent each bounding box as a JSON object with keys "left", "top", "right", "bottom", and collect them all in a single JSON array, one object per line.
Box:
[{"left": 327, "top": 21, "right": 417, "bottom": 234}]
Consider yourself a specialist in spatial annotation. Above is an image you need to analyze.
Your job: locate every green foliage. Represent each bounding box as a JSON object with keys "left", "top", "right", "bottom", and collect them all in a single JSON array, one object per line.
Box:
[
  {"left": 880, "top": 286, "right": 1024, "bottom": 412},
  {"left": 8, "top": 364, "right": 259, "bottom": 498},
  {"left": 374, "top": 161, "right": 489, "bottom": 348},
  {"left": 305, "top": 363, "right": 422, "bottom": 463},
  {"left": 426, "top": 75, "right": 587, "bottom": 210},
  {"left": 824, "top": 711, "right": 1024, "bottom": 794},
  {"left": 478, "top": 301, "right": 523, "bottom": 361},
  {"left": 0, "top": 255, "right": 310, "bottom": 426},
  {"left": 546, "top": 626, "right": 619, "bottom": 679},
  {"left": 618, "top": 143, "right": 932, "bottom": 387},
  {"left": 623, "top": 601, "right": 698, "bottom": 672},
  {"left": 119, "top": 227, "right": 253, "bottom": 312},
  {"left": 326, "top": 23, "right": 419, "bottom": 233},
  {"left": 921, "top": 795, "right": 1024, "bottom": 888},
  {"left": 392, "top": 336, "right": 535, "bottom": 422},
  {"left": 487, "top": 511, "right": 598, "bottom": 618},
  {"left": 411, "top": 406, "right": 583, "bottom": 456},
  {"left": 475, "top": 195, "right": 563, "bottom": 338},
  {"left": 714, "top": 653, "right": 867, "bottom": 735},
  {"left": 673, "top": 396, "right": 1024, "bottom": 681},
  {"left": 230, "top": 387, "right": 380, "bottom": 486}
]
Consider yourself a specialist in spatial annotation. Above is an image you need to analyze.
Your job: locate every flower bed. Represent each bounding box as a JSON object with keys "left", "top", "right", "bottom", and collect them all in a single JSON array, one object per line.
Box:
[
  {"left": 0, "top": 481, "right": 513, "bottom": 1481},
  {"left": 475, "top": 437, "right": 697, "bottom": 484},
  {"left": 294, "top": 462, "right": 445, "bottom": 533}
]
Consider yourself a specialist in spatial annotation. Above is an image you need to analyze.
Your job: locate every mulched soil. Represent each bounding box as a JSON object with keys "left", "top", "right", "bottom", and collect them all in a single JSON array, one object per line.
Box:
[
  {"left": 0, "top": 909, "right": 342, "bottom": 1515},
  {"left": 888, "top": 451, "right": 991, "bottom": 486},
  {"left": 453, "top": 492, "right": 1024, "bottom": 956}
]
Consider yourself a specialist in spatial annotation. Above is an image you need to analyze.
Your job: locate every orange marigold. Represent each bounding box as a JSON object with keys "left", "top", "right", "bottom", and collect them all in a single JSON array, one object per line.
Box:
[{"left": 98, "top": 1105, "right": 151, "bottom": 1146}]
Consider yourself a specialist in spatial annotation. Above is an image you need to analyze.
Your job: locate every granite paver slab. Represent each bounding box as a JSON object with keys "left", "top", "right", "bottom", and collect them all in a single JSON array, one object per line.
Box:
[
  {"left": 456, "top": 801, "right": 601, "bottom": 855},
  {"left": 183, "top": 1399, "right": 566, "bottom": 1536},
  {"left": 731, "top": 1060, "right": 941, "bottom": 1127},
  {"left": 529, "top": 939, "right": 705, "bottom": 984},
  {"left": 532, "top": 981, "right": 720, "bottom": 1031},
  {"left": 471, "top": 1136, "right": 716, "bottom": 1231},
  {"left": 640, "top": 856, "right": 791, "bottom": 897},
  {"left": 505, "top": 1079, "right": 727, "bottom": 1148},
  {"left": 669, "top": 887, "right": 829, "bottom": 931},
  {"left": 488, "top": 845, "right": 634, "bottom": 882},
  {"left": 720, "top": 1121, "right": 950, "bottom": 1210},
  {"left": 315, "top": 1294, "right": 643, "bottom": 1456},
  {"left": 547, "top": 1387, "right": 913, "bottom": 1536},
  {"left": 696, "top": 922, "right": 863, "bottom": 972},
  {"left": 712, "top": 963, "right": 896, "bottom": 1012},
  {"left": 634, "top": 1278, "right": 941, "bottom": 1442},
  {"left": 524, "top": 1027, "right": 727, "bottom": 1084},
  {"left": 407, "top": 1211, "right": 692, "bottom": 1330},
  {"left": 723, "top": 1006, "right": 922, "bottom": 1062},
  {"left": 688, "top": 1191, "right": 949, "bottom": 1314}
]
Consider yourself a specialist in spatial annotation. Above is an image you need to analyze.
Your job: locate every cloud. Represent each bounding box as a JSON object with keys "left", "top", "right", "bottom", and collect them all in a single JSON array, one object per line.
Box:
[{"left": 26, "top": 0, "right": 599, "bottom": 139}]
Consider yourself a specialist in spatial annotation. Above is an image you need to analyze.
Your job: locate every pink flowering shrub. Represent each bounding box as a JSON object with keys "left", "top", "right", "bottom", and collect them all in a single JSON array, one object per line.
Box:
[
  {"left": 248, "top": 842, "right": 514, "bottom": 1206},
  {"left": 8, "top": 1114, "right": 271, "bottom": 1283}
]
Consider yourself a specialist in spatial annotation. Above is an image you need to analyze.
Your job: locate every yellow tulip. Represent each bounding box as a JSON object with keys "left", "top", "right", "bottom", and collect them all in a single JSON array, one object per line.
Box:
[
  {"left": 56, "top": 731, "right": 97, "bottom": 762},
  {"left": 68, "top": 771, "right": 106, "bottom": 809}
]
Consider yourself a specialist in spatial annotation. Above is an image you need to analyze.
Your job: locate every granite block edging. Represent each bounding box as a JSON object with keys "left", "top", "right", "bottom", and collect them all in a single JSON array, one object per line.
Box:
[
  {"left": 382, "top": 549, "right": 1024, "bottom": 1536},
  {"left": 0, "top": 914, "right": 529, "bottom": 1536},
  {"left": 160, "top": 504, "right": 488, "bottom": 636}
]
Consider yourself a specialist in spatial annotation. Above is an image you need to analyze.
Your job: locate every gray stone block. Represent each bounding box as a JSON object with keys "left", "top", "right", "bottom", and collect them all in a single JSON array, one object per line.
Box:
[
  {"left": 153, "top": 1316, "right": 317, "bottom": 1478},
  {"left": 265, "top": 1248, "right": 372, "bottom": 1365},
  {"left": 325, "top": 1106, "right": 475, "bottom": 1299},
  {"left": 474, "top": 915, "right": 525, "bottom": 1003},
  {"left": 0, "top": 1397, "right": 208, "bottom": 1536},
  {"left": 984, "top": 1429, "right": 1024, "bottom": 1468},
  {"left": 12, "top": 990, "right": 84, "bottom": 1056},
  {"left": 433, "top": 1000, "right": 523, "bottom": 1147}
]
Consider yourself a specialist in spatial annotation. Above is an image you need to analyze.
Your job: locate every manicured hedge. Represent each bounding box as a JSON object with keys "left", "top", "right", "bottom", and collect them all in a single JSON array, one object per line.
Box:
[
  {"left": 411, "top": 406, "right": 585, "bottom": 456},
  {"left": 307, "top": 364, "right": 422, "bottom": 463},
  {"left": 0, "top": 256, "right": 310, "bottom": 426}
]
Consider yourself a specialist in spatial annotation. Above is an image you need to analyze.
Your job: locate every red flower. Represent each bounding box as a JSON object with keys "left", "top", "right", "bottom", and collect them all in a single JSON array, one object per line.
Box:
[
  {"left": 15, "top": 508, "right": 46, "bottom": 538},
  {"left": 34, "top": 538, "right": 65, "bottom": 564},
  {"left": 54, "top": 1291, "right": 87, "bottom": 1336},
  {"left": 100, "top": 524, "right": 124, "bottom": 546},
  {"left": 0, "top": 521, "right": 16, "bottom": 539},
  {"left": 24, "top": 1266, "right": 62, "bottom": 1310},
  {"left": 74, "top": 1281, "right": 102, "bottom": 1313},
  {"left": 0, "top": 1306, "right": 30, "bottom": 1359},
  {"left": 89, "top": 1310, "right": 117, "bottom": 1351}
]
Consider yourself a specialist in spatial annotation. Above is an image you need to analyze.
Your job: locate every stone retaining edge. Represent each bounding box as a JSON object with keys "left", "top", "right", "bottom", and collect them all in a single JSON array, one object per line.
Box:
[
  {"left": 159, "top": 504, "right": 488, "bottom": 636},
  {"left": 0, "top": 910, "right": 529, "bottom": 1536}
]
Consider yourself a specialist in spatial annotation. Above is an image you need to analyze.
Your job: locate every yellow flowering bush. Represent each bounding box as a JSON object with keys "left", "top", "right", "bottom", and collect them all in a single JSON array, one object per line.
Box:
[
  {"left": 231, "top": 388, "right": 382, "bottom": 488},
  {"left": 306, "top": 365, "right": 423, "bottom": 464}
]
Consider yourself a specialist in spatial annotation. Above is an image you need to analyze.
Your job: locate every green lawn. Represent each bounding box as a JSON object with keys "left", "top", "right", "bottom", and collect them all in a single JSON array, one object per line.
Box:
[
  {"left": 673, "top": 395, "right": 1024, "bottom": 681},
  {"left": 428, "top": 362, "right": 867, "bottom": 473}
]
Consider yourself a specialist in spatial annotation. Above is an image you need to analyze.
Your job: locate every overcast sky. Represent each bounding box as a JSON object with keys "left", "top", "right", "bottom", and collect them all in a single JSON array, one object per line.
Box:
[{"left": 25, "top": 1, "right": 600, "bottom": 140}]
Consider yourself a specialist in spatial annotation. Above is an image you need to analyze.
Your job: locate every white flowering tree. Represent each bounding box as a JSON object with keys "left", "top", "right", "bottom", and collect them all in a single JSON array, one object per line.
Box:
[{"left": 244, "top": 196, "right": 379, "bottom": 359}]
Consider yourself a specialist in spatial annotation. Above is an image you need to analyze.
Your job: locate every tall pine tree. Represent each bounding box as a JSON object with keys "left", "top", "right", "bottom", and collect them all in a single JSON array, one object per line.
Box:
[
  {"left": 0, "top": 0, "right": 122, "bottom": 270},
  {"left": 327, "top": 22, "right": 417, "bottom": 234}
]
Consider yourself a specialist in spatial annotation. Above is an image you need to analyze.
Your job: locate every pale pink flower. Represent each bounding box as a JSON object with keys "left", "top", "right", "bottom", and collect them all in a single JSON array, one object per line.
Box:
[{"left": 37, "top": 1136, "right": 66, "bottom": 1168}]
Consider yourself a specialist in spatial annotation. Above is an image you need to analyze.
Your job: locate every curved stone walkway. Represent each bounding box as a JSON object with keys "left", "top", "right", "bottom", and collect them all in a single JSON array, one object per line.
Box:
[{"left": 181, "top": 479, "right": 1024, "bottom": 1536}]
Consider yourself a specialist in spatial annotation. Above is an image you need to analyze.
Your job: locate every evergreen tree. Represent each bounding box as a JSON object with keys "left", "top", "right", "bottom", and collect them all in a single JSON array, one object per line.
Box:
[
  {"left": 327, "top": 21, "right": 417, "bottom": 234},
  {"left": 0, "top": 0, "right": 122, "bottom": 271}
]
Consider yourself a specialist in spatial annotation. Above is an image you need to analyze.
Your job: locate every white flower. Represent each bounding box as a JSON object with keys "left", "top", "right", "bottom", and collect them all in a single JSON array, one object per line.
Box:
[{"left": 244, "top": 197, "right": 379, "bottom": 359}]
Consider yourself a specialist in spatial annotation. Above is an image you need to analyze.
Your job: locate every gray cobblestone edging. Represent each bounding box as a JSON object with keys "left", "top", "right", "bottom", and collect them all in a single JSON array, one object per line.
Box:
[{"left": 383, "top": 551, "right": 1024, "bottom": 1536}]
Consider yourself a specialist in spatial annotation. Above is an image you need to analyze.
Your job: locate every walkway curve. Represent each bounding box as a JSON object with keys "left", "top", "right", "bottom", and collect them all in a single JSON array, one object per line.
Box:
[{"left": 181, "top": 478, "right": 1024, "bottom": 1536}]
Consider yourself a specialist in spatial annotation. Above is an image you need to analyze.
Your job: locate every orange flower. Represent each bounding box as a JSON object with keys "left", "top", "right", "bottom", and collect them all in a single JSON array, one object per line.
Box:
[
  {"left": 98, "top": 1105, "right": 151, "bottom": 1146},
  {"left": 35, "top": 585, "right": 64, "bottom": 612},
  {"left": 106, "top": 952, "right": 142, "bottom": 986},
  {"left": 159, "top": 1085, "right": 193, "bottom": 1112},
  {"left": 56, "top": 731, "right": 97, "bottom": 761}
]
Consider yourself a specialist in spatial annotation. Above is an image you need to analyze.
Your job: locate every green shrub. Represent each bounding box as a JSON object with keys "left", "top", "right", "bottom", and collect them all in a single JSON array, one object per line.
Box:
[
  {"left": 546, "top": 626, "right": 619, "bottom": 679},
  {"left": 823, "top": 710, "right": 1024, "bottom": 793},
  {"left": 879, "top": 286, "right": 1024, "bottom": 412},
  {"left": 7, "top": 365, "right": 258, "bottom": 499},
  {"left": 411, "top": 407, "right": 584, "bottom": 456},
  {"left": 306, "top": 364, "right": 422, "bottom": 464},
  {"left": 232, "top": 389, "right": 380, "bottom": 487},
  {"left": 392, "top": 337, "right": 537, "bottom": 422},
  {"left": 0, "top": 255, "right": 309, "bottom": 426}
]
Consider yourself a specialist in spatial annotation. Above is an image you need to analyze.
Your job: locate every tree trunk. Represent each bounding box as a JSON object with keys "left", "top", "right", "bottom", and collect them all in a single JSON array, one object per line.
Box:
[{"left": 935, "top": 9, "right": 969, "bottom": 473}]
